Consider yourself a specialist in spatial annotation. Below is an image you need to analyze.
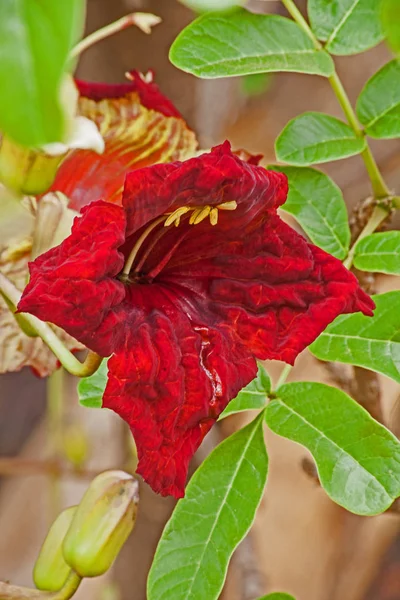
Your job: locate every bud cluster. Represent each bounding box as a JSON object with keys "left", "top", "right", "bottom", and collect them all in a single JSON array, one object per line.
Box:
[{"left": 33, "top": 471, "right": 139, "bottom": 593}]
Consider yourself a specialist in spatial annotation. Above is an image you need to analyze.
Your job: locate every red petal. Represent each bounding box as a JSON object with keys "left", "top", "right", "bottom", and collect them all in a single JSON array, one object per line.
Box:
[
  {"left": 103, "top": 284, "right": 256, "bottom": 497},
  {"left": 122, "top": 141, "right": 288, "bottom": 236},
  {"left": 50, "top": 73, "right": 197, "bottom": 210},
  {"left": 76, "top": 71, "right": 182, "bottom": 118},
  {"left": 159, "top": 214, "right": 375, "bottom": 364},
  {"left": 18, "top": 201, "right": 128, "bottom": 356}
]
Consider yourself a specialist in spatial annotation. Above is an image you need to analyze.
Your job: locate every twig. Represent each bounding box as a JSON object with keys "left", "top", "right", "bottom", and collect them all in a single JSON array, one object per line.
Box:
[{"left": 71, "top": 13, "right": 161, "bottom": 58}]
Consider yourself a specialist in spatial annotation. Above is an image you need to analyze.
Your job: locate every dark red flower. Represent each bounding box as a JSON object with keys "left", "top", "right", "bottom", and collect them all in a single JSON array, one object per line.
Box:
[
  {"left": 18, "top": 142, "right": 374, "bottom": 498},
  {"left": 50, "top": 71, "right": 197, "bottom": 210}
]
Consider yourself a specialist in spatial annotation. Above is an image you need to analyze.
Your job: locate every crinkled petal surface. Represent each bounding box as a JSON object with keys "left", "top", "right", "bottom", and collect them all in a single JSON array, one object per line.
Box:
[
  {"left": 0, "top": 246, "right": 82, "bottom": 376},
  {"left": 122, "top": 141, "right": 288, "bottom": 236},
  {"left": 18, "top": 143, "right": 375, "bottom": 497},
  {"left": 18, "top": 202, "right": 128, "bottom": 357},
  {"left": 51, "top": 71, "right": 197, "bottom": 210},
  {"left": 158, "top": 214, "right": 374, "bottom": 364},
  {"left": 104, "top": 286, "right": 256, "bottom": 497}
]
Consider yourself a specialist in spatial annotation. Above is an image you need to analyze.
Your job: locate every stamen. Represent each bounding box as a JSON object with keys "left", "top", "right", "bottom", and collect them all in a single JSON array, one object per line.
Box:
[
  {"left": 121, "top": 215, "right": 165, "bottom": 279},
  {"left": 191, "top": 206, "right": 211, "bottom": 225},
  {"left": 121, "top": 200, "right": 238, "bottom": 280},
  {"left": 189, "top": 208, "right": 202, "bottom": 225},
  {"left": 164, "top": 206, "right": 190, "bottom": 227},
  {"left": 209, "top": 208, "right": 218, "bottom": 226},
  {"left": 218, "top": 201, "right": 237, "bottom": 211}
]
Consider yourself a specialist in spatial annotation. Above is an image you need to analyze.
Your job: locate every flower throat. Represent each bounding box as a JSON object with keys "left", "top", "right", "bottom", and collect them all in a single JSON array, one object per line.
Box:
[{"left": 119, "top": 201, "right": 237, "bottom": 283}]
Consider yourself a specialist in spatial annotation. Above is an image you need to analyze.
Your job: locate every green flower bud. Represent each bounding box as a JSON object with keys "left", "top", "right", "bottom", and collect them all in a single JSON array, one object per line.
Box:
[
  {"left": 62, "top": 423, "right": 89, "bottom": 469},
  {"left": 33, "top": 506, "right": 77, "bottom": 592},
  {"left": 0, "top": 136, "right": 63, "bottom": 196},
  {"left": 63, "top": 471, "right": 139, "bottom": 578}
]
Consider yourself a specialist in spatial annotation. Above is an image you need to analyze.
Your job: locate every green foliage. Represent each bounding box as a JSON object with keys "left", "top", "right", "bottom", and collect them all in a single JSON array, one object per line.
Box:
[
  {"left": 257, "top": 595, "right": 295, "bottom": 600},
  {"left": 308, "top": 0, "right": 384, "bottom": 55},
  {"left": 77, "top": 360, "right": 108, "bottom": 408},
  {"left": 310, "top": 291, "right": 400, "bottom": 383},
  {"left": 272, "top": 166, "right": 350, "bottom": 259},
  {"left": 242, "top": 73, "right": 271, "bottom": 96},
  {"left": 381, "top": 0, "right": 400, "bottom": 54},
  {"left": 169, "top": 10, "right": 334, "bottom": 78},
  {"left": 219, "top": 364, "right": 271, "bottom": 419},
  {"left": 147, "top": 413, "right": 268, "bottom": 600},
  {"left": 266, "top": 382, "right": 400, "bottom": 515},
  {"left": 356, "top": 59, "right": 400, "bottom": 139},
  {"left": 275, "top": 112, "right": 366, "bottom": 165},
  {"left": 0, "top": 0, "right": 85, "bottom": 147},
  {"left": 178, "top": 0, "right": 242, "bottom": 11},
  {"left": 353, "top": 231, "right": 400, "bottom": 273}
]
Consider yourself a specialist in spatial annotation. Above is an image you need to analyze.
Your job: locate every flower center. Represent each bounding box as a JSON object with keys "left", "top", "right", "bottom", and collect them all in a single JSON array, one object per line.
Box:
[{"left": 120, "top": 200, "right": 237, "bottom": 283}]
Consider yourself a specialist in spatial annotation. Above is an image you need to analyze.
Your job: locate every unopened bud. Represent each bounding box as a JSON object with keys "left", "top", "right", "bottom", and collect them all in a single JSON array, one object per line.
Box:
[
  {"left": 62, "top": 423, "right": 89, "bottom": 469},
  {"left": 0, "top": 136, "right": 63, "bottom": 196},
  {"left": 63, "top": 471, "right": 139, "bottom": 577},
  {"left": 33, "top": 506, "right": 77, "bottom": 592}
]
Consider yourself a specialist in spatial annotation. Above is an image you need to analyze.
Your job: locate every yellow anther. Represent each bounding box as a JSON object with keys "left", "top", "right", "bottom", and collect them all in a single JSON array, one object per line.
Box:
[
  {"left": 189, "top": 208, "right": 201, "bottom": 225},
  {"left": 209, "top": 208, "right": 218, "bottom": 226},
  {"left": 218, "top": 201, "right": 237, "bottom": 211},
  {"left": 164, "top": 206, "right": 190, "bottom": 227},
  {"left": 191, "top": 206, "right": 211, "bottom": 225}
]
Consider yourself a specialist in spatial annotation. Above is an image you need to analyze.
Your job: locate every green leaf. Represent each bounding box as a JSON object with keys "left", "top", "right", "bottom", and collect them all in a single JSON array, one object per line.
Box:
[
  {"left": 354, "top": 231, "right": 400, "bottom": 273},
  {"left": 310, "top": 291, "right": 400, "bottom": 383},
  {"left": 147, "top": 413, "right": 268, "bottom": 600},
  {"left": 178, "top": 0, "right": 243, "bottom": 11},
  {"left": 169, "top": 9, "right": 335, "bottom": 78},
  {"left": 275, "top": 112, "right": 366, "bottom": 165},
  {"left": 308, "top": 0, "right": 384, "bottom": 55},
  {"left": 266, "top": 382, "right": 400, "bottom": 515},
  {"left": 77, "top": 360, "right": 108, "bottom": 408},
  {"left": 356, "top": 59, "right": 400, "bottom": 139},
  {"left": 242, "top": 73, "right": 271, "bottom": 96},
  {"left": 271, "top": 166, "right": 350, "bottom": 259},
  {"left": 219, "top": 364, "right": 271, "bottom": 419},
  {"left": 256, "top": 594, "right": 295, "bottom": 600},
  {"left": 381, "top": 0, "right": 400, "bottom": 54},
  {"left": 0, "top": 0, "right": 85, "bottom": 147}
]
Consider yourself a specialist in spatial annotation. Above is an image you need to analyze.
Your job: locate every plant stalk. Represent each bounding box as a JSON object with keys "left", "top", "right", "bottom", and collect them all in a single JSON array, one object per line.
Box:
[
  {"left": 0, "top": 273, "right": 102, "bottom": 377},
  {"left": 71, "top": 13, "right": 161, "bottom": 58},
  {"left": 275, "top": 364, "right": 292, "bottom": 389},
  {"left": 280, "top": 0, "right": 391, "bottom": 200},
  {"left": 343, "top": 205, "right": 388, "bottom": 269},
  {"left": 0, "top": 572, "right": 81, "bottom": 600},
  {"left": 47, "top": 370, "right": 64, "bottom": 518}
]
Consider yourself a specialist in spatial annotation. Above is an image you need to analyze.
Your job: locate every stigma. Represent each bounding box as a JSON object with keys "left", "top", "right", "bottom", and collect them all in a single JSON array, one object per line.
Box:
[{"left": 164, "top": 200, "right": 237, "bottom": 228}]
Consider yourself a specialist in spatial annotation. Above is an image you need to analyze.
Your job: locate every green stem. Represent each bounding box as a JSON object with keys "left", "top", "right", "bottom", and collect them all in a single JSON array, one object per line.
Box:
[
  {"left": 275, "top": 364, "right": 292, "bottom": 389},
  {"left": 343, "top": 205, "right": 388, "bottom": 269},
  {"left": 0, "top": 572, "right": 81, "bottom": 600},
  {"left": 47, "top": 370, "right": 64, "bottom": 519},
  {"left": 121, "top": 215, "right": 165, "bottom": 279},
  {"left": 51, "top": 573, "right": 82, "bottom": 600},
  {"left": 329, "top": 73, "right": 390, "bottom": 198},
  {"left": 0, "top": 273, "right": 102, "bottom": 377},
  {"left": 71, "top": 13, "right": 161, "bottom": 58},
  {"left": 280, "top": 0, "right": 390, "bottom": 199},
  {"left": 281, "top": 0, "right": 321, "bottom": 45}
]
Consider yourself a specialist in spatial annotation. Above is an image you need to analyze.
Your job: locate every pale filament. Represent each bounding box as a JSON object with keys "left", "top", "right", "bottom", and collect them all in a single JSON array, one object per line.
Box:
[{"left": 121, "top": 201, "right": 238, "bottom": 279}]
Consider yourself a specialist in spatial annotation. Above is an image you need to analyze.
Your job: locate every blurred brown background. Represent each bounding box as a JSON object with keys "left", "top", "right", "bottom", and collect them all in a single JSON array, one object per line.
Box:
[{"left": 1, "top": 1, "right": 400, "bottom": 599}]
